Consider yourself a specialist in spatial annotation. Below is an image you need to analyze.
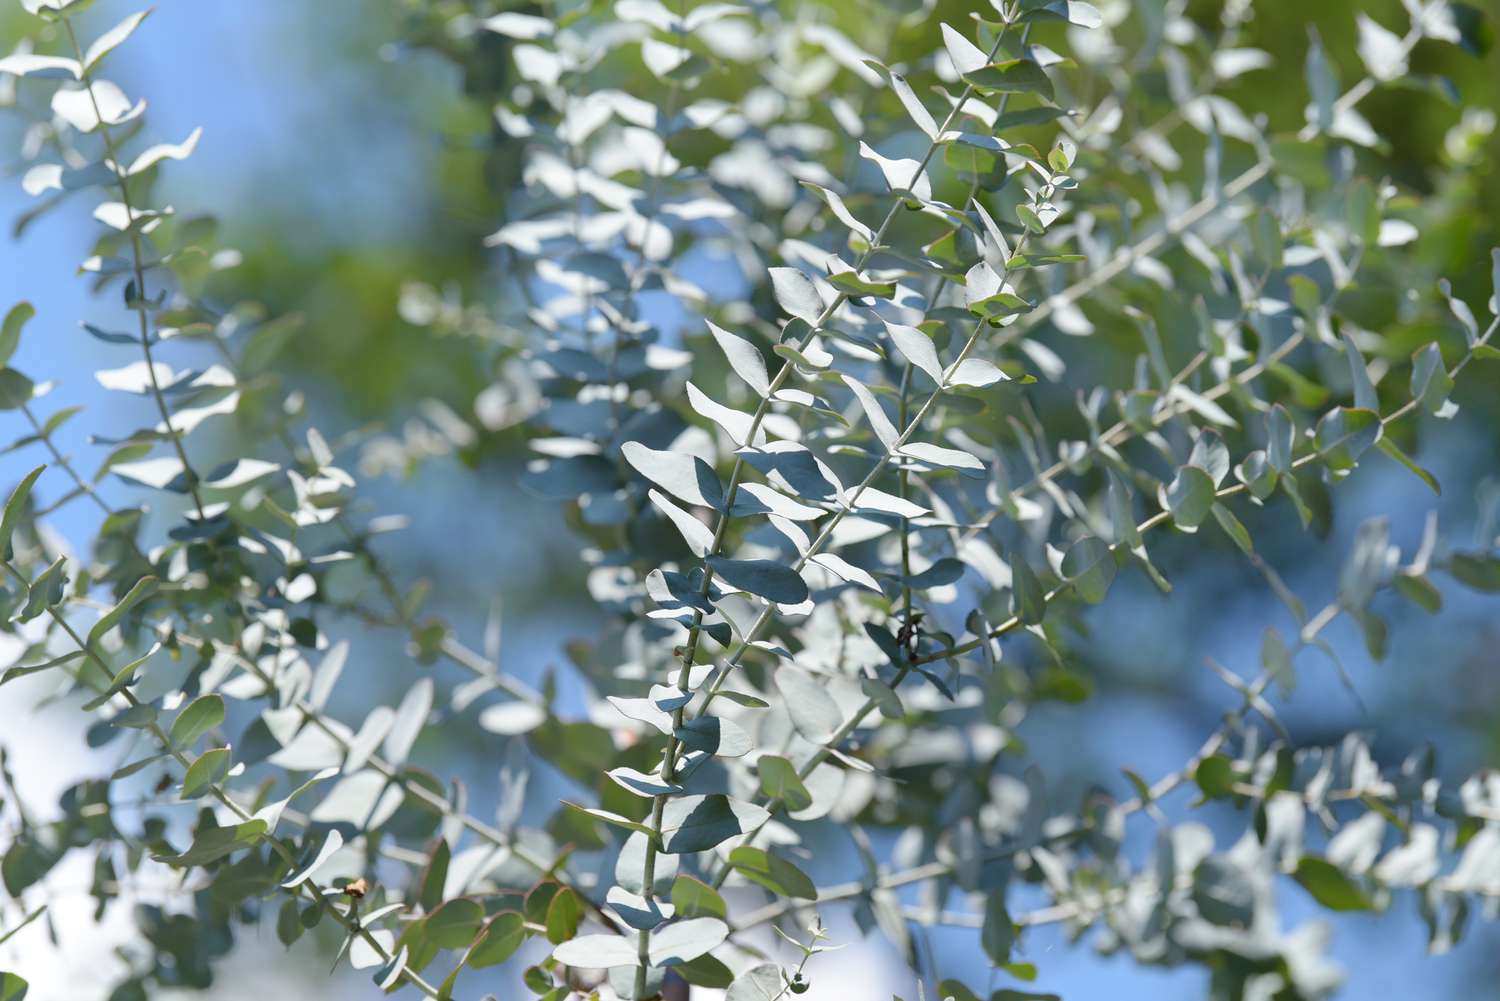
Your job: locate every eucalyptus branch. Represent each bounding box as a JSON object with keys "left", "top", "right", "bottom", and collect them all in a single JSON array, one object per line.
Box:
[
  {"left": 203, "top": 633, "right": 620, "bottom": 931},
  {"left": 1008, "top": 21, "right": 1426, "bottom": 345},
  {"left": 919, "top": 309, "right": 1496, "bottom": 666},
  {"left": 700, "top": 174, "right": 1068, "bottom": 879},
  {"left": 58, "top": 15, "right": 207, "bottom": 520},
  {"left": 0, "top": 561, "right": 441, "bottom": 999},
  {"left": 728, "top": 578, "right": 1394, "bottom": 939},
  {"left": 628, "top": 18, "right": 1032, "bottom": 997},
  {"left": 958, "top": 233, "right": 1376, "bottom": 545},
  {"left": 718, "top": 315, "right": 1490, "bottom": 901}
]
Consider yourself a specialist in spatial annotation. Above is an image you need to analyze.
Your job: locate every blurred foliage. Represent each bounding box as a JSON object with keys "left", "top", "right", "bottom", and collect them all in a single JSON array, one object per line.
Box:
[{"left": 2, "top": 1, "right": 1500, "bottom": 1000}]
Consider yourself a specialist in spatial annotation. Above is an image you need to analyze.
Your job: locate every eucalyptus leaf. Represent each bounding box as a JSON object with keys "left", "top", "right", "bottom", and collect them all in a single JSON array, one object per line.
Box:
[
  {"left": 181, "top": 747, "right": 231, "bottom": 799},
  {"left": 1294, "top": 856, "right": 1371, "bottom": 911},
  {"left": 768, "top": 268, "right": 825, "bottom": 324},
  {"left": 648, "top": 916, "right": 728, "bottom": 966},
  {"left": 706, "top": 321, "right": 770, "bottom": 396},
  {"left": 661, "top": 795, "right": 770, "bottom": 854},
  {"left": 553, "top": 934, "right": 640, "bottom": 969},
  {"left": 86, "top": 575, "right": 157, "bottom": 651},
  {"left": 0, "top": 370, "right": 34, "bottom": 411},
  {"left": 963, "top": 59, "right": 1055, "bottom": 100},
  {"left": 726, "top": 965, "right": 782, "bottom": 1001},
  {"left": 756, "top": 754, "right": 813, "bottom": 811},
  {"left": 382, "top": 678, "right": 432, "bottom": 766},
  {"left": 1060, "top": 537, "right": 1116, "bottom": 604},
  {"left": 674, "top": 715, "right": 753, "bottom": 758},
  {"left": 281, "top": 830, "right": 343, "bottom": 888},
  {"left": 153, "top": 820, "right": 268, "bottom": 867},
  {"left": 775, "top": 666, "right": 843, "bottom": 744},
  {"left": 623, "top": 442, "right": 725, "bottom": 509},
  {"left": 671, "top": 876, "right": 727, "bottom": 920},
  {"left": 728, "top": 846, "right": 817, "bottom": 899},
  {"left": 707, "top": 556, "right": 809, "bottom": 605},
  {"left": 170, "top": 694, "right": 225, "bottom": 747},
  {"left": 1162, "top": 466, "right": 1216, "bottom": 531},
  {"left": 0, "top": 303, "right": 34, "bottom": 368},
  {"left": 0, "top": 465, "right": 44, "bottom": 558}
]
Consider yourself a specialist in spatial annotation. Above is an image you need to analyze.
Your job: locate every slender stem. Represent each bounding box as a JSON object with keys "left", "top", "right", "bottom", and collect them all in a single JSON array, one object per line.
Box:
[
  {"left": 60, "top": 17, "right": 207, "bottom": 520},
  {"left": 19, "top": 404, "right": 112, "bottom": 517},
  {"left": 897, "top": 359, "right": 914, "bottom": 620},
  {"left": 18, "top": 404, "right": 164, "bottom": 581},
  {"left": 0, "top": 904, "right": 46, "bottom": 949}
]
